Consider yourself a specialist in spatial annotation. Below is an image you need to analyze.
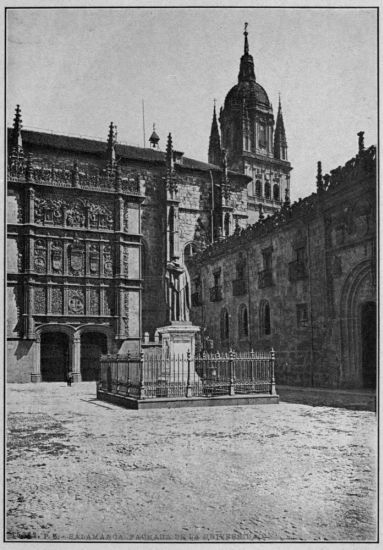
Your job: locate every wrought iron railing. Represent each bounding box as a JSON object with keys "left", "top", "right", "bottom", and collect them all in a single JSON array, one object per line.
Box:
[
  {"left": 258, "top": 269, "right": 273, "bottom": 288},
  {"left": 209, "top": 285, "right": 223, "bottom": 302},
  {"left": 288, "top": 261, "right": 307, "bottom": 281},
  {"left": 98, "top": 349, "right": 276, "bottom": 400},
  {"left": 232, "top": 278, "right": 247, "bottom": 296}
]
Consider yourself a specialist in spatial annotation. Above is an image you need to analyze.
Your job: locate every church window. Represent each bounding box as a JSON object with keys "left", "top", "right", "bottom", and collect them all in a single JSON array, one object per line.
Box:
[
  {"left": 256, "top": 180, "right": 262, "bottom": 197},
  {"left": 265, "top": 182, "right": 271, "bottom": 199},
  {"left": 273, "top": 184, "right": 280, "bottom": 201},
  {"left": 258, "top": 124, "right": 266, "bottom": 148},
  {"left": 260, "top": 300, "right": 271, "bottom": 336},
  {"left": 238, "top": 304, "right": 249, "bottom": 339},
  {"left": 220, "top": 308, "right": 230, "bottom": 341}
]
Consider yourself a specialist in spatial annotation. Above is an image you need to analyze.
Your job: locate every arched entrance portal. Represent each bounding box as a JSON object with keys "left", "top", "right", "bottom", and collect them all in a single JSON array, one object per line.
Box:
[
  {"left": 41, "top": 332, "right": 69, "bottom": 381},
  {"left": 361, "top": 301, "right": 376, "bottom": 388},
  {"left": 80, "top": 332, "right": 108, "bottom": 381}
]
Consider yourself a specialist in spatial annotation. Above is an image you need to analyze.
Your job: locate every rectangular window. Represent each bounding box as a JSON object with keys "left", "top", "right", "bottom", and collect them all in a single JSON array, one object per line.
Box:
[
  {"left": 263, "top": 250, "right": 272, "bottom": 270},
  {"left": 296, "top": 304, "right": 309, "bottom": 327}
]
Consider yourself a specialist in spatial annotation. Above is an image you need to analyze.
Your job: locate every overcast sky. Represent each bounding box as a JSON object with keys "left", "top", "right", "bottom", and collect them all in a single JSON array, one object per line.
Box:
[{"left": 6, "top": 7, "right": 377, "bottom": 201}]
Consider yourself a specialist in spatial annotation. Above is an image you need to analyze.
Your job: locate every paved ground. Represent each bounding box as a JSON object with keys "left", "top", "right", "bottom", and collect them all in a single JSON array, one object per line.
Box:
[
  {"left": 6, "top": 383, "right": 377, "bottom": 542},
  {"left": 277, "top": 385, "right": 376, "bottom": 411}
]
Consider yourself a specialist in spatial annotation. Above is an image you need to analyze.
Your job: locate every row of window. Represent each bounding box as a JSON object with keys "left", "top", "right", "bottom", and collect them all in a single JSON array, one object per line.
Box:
[
  {"left": 249, "top": 180, "right": 281, "bottom": 201},
  {"left": 219, "top": 302, "right": 309, "bottom": 343}
]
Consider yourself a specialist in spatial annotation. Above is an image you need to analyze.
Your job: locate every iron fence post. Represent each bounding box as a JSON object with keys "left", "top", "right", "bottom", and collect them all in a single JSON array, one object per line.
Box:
[
  {"left": 186, "top": 349, "right": 192, "bottom": 398},
  {"left": 270, "top": 348, "right": 277, "bottom": 395},
  {"left": 229, "top": 350, "right": 235, "bottom": 396},
  {"left": 127, "top": 351, "right": 131, "bottom": 396},
  {"left": 139, "top": 350, "right": 145, "bottom": 399}
]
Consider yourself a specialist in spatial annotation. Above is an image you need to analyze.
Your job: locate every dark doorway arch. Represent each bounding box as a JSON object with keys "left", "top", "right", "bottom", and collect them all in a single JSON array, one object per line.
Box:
[
  {"left": 361, "top": 302, "right": 376, "bottom": 388},
  {"left": 41, "top": 332, "right": 69, "bottom": 381},
  {"left": 80, "top": 332, "right": 108, "bottom": 381}
]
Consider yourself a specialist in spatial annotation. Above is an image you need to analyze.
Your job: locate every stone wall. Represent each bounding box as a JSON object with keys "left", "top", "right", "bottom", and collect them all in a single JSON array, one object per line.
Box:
[{"left": 189, "top": 145, "right": 376, "bottom": 389}]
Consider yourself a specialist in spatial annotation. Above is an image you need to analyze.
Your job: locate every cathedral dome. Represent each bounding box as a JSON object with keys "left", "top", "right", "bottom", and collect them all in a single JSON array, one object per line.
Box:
[{"left": 224, "top": 80, "right": 271, "bottom": 111}]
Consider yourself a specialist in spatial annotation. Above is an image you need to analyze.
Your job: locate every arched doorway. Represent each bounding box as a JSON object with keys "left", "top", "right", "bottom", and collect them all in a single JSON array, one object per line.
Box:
[
  {"left": 361, "top": 301, "right": 376, "bottom": 388},
  {"left": 80, "top": 332, "right": 108, "bottom": 381},
  {"left": 41, "top": 332, "right": 69, "bottom": 381}
]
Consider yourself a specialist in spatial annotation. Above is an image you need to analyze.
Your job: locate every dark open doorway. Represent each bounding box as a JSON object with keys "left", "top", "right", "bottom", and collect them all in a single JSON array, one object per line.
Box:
[
  {"left": 41, "top": 332, "right": 69, "bottom": 382},
  {"left": 80, "top": 332, "right": 108, "bottom": 381},
  {"left": 361, "top": 301, "right": 376, "bottom": 389}
]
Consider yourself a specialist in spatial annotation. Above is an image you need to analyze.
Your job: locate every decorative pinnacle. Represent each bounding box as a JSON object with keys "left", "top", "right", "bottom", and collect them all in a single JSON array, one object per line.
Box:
[
  {"left": 357, "top": 131, "right": 365, "bottom": 153},
  {"left": 244, "top": 22, "right": 249, "bottom": 55},
  {"left": 107, "top": 122, "right": 117, "bottom": 165},
  {"left": 316, "top": 161, "right": 323, "bottom": 189},
  {"left": 12, "top": 104, "right": 23, "bottom": 149},
  {"left": 166, "top": 132, "right": 174, "bottom": 171}
]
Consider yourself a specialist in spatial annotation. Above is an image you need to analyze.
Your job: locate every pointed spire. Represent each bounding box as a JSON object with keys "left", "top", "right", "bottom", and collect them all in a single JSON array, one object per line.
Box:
[
  {"left": 238, "top": 23, "right": 256, "bottom": 83},
  {"left": 274, "top": 95, "right": 288, "bottom": 160},
  {"left": 107, "top": 122, "right": 117, "bottom": 166},
  {"left": 244, "top": 22, "right": 249, "bottom": 55},
  {"left": 208, "top": 100, "right": 221, "bottom": 165},
  {"left": 12, "top": 104, "right": 23, "bottom": 150},
  {"left": 149, "top": 123, "right": 160, "bottom": 149}
]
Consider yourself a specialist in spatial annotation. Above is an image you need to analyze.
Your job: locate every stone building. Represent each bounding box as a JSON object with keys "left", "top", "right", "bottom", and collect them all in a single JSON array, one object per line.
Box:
[
  {"left": 6, "top": 103, "right": 250, "bottom": 382},
  {"left": 8, "top": 26, "right": 375, "bottom": 389},
  {"left": 208, "top": 24, "right": 292, "bottom": 225},
  {"left": 189, "top": 134, "right": 376, "bottom": 389}
]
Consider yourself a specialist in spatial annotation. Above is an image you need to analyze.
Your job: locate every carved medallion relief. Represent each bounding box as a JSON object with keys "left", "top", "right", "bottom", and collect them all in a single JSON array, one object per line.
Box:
[{"left": 68, "top": 289, "right": 84, "bottom": 315}]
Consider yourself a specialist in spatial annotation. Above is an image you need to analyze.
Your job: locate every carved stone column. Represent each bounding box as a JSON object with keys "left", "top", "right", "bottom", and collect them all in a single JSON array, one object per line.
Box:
[
  {"left": 30, "top": 333, "right": 41, "bottom": 383},
  {"left": 71, "top": 333, "right": 81, "bottom": 383}
]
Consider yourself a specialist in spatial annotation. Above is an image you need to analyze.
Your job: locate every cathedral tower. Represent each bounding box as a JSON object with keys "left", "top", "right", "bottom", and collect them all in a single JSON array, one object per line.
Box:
[{"left": 214, "top": 24, "right": 292, "bottom": 223}]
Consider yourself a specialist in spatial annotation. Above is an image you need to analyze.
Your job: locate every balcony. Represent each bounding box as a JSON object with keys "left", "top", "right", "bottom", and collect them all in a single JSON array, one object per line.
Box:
[
  {"left": 209, "top": 286, "right": 223, "bottom": 302},
  {"left": 191, "top": 292, "right": 203, "bottom": 307},
  {"left": 288, "top": 261, "right": 308, "bottom": 282},
  {"left": 258, "top": 269, "right": 273, "bottom": 288},
  {"left": 232, "top": 278, "right": 247, "bottom": 296}
]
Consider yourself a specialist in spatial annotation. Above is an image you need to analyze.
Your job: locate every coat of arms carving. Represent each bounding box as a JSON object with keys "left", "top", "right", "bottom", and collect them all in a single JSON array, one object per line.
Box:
[{"left": 69, "top": 240, "right": 84, "bottom": 273}]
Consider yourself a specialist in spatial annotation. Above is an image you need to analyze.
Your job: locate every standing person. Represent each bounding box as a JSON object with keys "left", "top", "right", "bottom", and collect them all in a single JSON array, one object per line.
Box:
[{"left": 66, "top": 370, "right": 73, "bottom": 387}]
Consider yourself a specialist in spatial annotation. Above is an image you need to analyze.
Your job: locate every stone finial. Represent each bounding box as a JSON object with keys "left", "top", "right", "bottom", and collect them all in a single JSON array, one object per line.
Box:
[
  {"left": 72, "top": 160, "right": 79, "bottom": 187},
  {"left": 357, "top": 131, "right": 365, "bottom": 154},
  {"left": 259, "top": 204, "right": 265, "bottom": 220},
  {"left": 12, "top": 104, "right": 23, "bottom": 150},
  {"left": 107, "top": 122, "right": 117, "bottom": 165},
  {"left": 316, "top": 161, "right": 323, "bottom": 191},
  {"left": 166, "top": 132, "right": 174, "bottom": 172}
]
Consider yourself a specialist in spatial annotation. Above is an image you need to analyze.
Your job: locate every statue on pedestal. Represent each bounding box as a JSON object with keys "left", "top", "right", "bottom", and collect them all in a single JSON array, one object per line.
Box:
[{"left": 165, "top": 260, "right": 190, "bottom": 322}]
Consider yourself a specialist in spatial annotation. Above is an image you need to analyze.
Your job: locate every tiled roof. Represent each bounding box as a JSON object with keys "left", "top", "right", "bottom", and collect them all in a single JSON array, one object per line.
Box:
[{"left": 8, "top": 128, "right": 250, "bottom": 179}]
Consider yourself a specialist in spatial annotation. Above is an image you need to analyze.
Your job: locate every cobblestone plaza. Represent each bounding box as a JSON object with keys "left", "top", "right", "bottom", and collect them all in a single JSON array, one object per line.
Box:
[{"left": 6, "top": 383, "right": 377, "bottom": 541}]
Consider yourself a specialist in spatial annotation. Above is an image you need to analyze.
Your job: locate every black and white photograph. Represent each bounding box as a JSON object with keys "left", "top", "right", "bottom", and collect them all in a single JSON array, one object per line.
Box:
[{"left": 4, "top": 5, "right": 378, "bottom": 543}]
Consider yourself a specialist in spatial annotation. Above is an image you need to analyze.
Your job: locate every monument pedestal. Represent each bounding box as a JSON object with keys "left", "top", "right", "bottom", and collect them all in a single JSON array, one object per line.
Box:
[
  {"left": 157, "top": 321, "right": 200, "bottom": 357},
  {"left": 156, "top": 322, "right": 200, "bottom": 384}
]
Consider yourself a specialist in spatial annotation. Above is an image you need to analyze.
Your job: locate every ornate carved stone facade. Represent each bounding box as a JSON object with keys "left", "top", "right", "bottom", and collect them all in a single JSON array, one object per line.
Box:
[{"left": 7, "top": 112, "right": 145, "bottom": 382}]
